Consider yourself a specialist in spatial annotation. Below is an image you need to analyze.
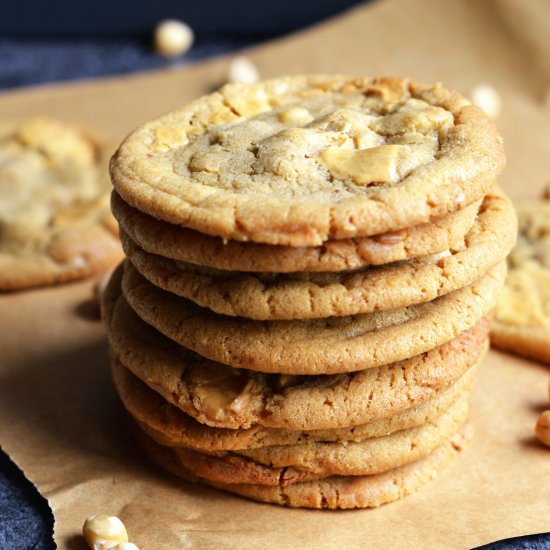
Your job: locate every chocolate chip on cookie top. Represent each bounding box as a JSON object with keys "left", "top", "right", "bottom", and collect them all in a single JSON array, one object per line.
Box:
[{"left": 111, "top": 75, "right": 505, "bottom": 246}]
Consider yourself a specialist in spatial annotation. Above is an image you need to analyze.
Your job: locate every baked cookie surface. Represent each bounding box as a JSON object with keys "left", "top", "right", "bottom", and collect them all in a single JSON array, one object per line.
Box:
[
  {"left": 121, "top": 260, "right": 504, "bottom": 374},
  {"left": 136, "top": 424, "right": 471, "bottom": 509},
  {"left": 134, "top": 393, "right": 468, "bottom": 484},
  {"left": 103, "top": 267, "right": 489, "bottom": 430},
  {"left": 491, "top": 198, "right": 550, "bottom": 363},
  {"left": 0, "top": 117, "right": 122, "bottom": 290},
  {"left": 114, "top": 357, "right": 476, "bottom": 451},
  {"left": 110, "top": 75, "right": 505, "bottom": 246},
  {"left": 112, "top": 191, "right": 479, "bottom": 272},
  {"left": 122, "top": 190, "right": 515, "bottom": 320}
]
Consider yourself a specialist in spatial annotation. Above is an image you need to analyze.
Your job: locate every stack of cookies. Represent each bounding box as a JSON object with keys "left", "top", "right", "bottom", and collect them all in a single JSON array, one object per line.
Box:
[{"left": 103, "top": 76, "right": 516, "bottom": 509}]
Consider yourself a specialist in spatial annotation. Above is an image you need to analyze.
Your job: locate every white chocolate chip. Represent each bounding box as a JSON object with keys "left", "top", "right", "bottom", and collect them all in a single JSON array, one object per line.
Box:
[
  {"left": 154, "top": 19, "right": 194, "bottom": 58},
  {"left": 278, "top": 107, "right": 314, "bottom": 126},
  {"left": 83, "top": 515, "right": 128, "bottom": 550},
  {"left": 114, "top": 544, "right": 140, "bottom": 550},
  {"left": 71, "top": 255, "right": 86, "bottom": 269},
  {"left": 319, "top": 144, "right": 404, "bottom": 185},
  {"left": 470, "top": 84, "right": 502, "bottom": 119},
  {"left": 228, "top": 56, "right": 260, "bottom": 85}
]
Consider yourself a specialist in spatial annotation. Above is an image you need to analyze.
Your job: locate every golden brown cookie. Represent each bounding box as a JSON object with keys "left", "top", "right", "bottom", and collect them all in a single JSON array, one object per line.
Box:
[
  {"left": 122, "top": 190, "right": 516, "bottom": 320},
  {"left": 113, "top": 357, "right": 476, "bottom": 451},
  {"left": 103, "top": 267, "right": 489, "bottom": 430},
  {"left": 111, "top": 191, "right": 479, "bottom": 272},
  {"left": 121, "top": 260, "right": 504, "bottom": 374},
  {"left": 130, "top": 393, "right": 468, "bottom": 485},
  {"left": 0, "top": 117, "right": 122, "bottom": 290},
  {"left": 110, "top": 75, "right": 505, "bottom": 246},
  {"left": 491, "top": 197, "right": 550, "bottom": 363},
  {"left": 135, "top": 424, "right": 471, "bottom": 509}
]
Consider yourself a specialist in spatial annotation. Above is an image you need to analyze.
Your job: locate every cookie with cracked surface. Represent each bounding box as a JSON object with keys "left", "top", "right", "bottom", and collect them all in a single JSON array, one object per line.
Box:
[
  {"left": 121, "top": 260, "right": 504, "bottom": 375},
  {"left": 491, "top": 196, "right": 550, "bottom": 363},
  {"left": 111, "top": 191, "right": 479, "bottom": 272},
  {"left": 0, "top": 117, "right": 122, "bottom": 290},
  {"left": 135, "top": 424, "right": 471, "bottom": 509},
  {"left": 113, "top": 357, "right": 476, "bottom": 451},
  {"left": 122, "top": 190, "right": 515, "bottom": 320},
  {"left": 103, "top": 268, "right": 489, "bottom": 430},
  {"left": 129, "top": 392, "right": 469, "bottom": 484},
  {"left": 110, "top": 75, "right": 505, "bottom": 246}
]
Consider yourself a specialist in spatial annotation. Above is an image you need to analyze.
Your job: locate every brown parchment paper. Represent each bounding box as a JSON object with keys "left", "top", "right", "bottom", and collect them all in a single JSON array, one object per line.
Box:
[{"left": 1, "top": 0, "right": 550, "bottom": 547}]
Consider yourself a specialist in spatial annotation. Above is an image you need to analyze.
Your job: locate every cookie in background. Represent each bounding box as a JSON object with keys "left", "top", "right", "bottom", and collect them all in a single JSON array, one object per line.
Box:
[
  {"left": 491, "top": 185, "right": 550, "bottom": 364},
  {"left": 0, "top": 117, "right": 123, "bottom": 291}
]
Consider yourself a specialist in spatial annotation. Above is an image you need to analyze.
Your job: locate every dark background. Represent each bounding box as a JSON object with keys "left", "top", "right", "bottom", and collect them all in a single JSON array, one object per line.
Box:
[
  {"left": 1, "top": 1, "right": 549, "bottom": 548},
  {"left": 0, "top": 0, "right": 363, "bottom": 90}
]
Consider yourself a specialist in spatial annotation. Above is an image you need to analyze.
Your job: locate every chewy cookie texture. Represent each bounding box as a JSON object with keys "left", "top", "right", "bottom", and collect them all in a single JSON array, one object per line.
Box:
[
  {"left": 0, "top": 117, "right": 122, "bottom": 290},
  {"left": 103, "top": 76, "right": 513, "bottom": 509},
  {"left": 110, "top": 75, "right": 505, "bottom": 246}
]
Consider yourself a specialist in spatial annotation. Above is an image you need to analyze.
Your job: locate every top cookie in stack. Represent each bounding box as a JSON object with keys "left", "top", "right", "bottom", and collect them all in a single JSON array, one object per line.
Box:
[{"left": 105, "top": 76, "right": 515, "bottom": 509}]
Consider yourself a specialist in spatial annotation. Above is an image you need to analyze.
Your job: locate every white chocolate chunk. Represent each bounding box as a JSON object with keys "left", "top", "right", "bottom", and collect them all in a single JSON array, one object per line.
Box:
[
  {"left": 470, "top": 84, "right": 502, "bottom": 119},
  {"left": 278, "top": 107, "right": 314, "bottom": 126},
  {"left": 154, "top": 19, "right": 194, "bottom": 58},
  {"left": 83, "top": 514, "right": 128, "bottom": 550},
  {"left": 228, "top": 56, "right": 260, "bottom": 85},
  {"left": 319, "top": 144, "right": 405, "bottom": 185}
]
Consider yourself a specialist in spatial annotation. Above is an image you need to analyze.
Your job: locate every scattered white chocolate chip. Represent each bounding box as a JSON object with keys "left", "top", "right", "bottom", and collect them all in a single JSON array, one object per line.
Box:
[
  {"left": 83, "top": 514, "right": 128, "bottom": 550},
  {"left": 114, "top": 543, "right": 140, "bottom": 550},
  {"left": 469, "top": 84, "right": 502, "bottom": 119},
  {"left": 228, "top": 56, "right": 260, "bottom": 85},
  {"left": 535, "top": 410, "right": 550, "bottom": 448},
  {"left": 154, "top": 19, "right": 194, "bottom": 58}
]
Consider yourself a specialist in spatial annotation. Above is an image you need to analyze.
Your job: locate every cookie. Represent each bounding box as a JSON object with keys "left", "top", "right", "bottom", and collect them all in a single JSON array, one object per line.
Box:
[
  {"left": 131, "top": 393, "right": 468, "bottom": 485},
  {"left": 491, "top": 198, "right": 550, "bottom": 363},
  {"left": 0, "top": 117, "right": 122, "bottom": 290},
  {"left": 122, "top": 190, "right": 515, "bottom": 320},
  {"left": 135, "top": 424, "right": 471, "bottom": 509},
  {"left": 111, "top": 191, "right": 479, "bottom": 272},
  {"left": 110, "top": 76, "right": 504, "bottom": 247},
  {"left": 121, "top": 260, "right": 504, "bottom": 374},
  {"left": 233, "top": 394, "right": 467, "bottom": 475},
  {"left": 103, "top": 271, "right": 489, "bottom": 430},
  {"left": 113, "top": 357, "right": 476, "bottom": 451}
]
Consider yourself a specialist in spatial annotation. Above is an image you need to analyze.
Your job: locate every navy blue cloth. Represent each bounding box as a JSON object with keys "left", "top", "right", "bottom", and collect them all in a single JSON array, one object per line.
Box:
[
  {"left": 0, "top": 35, "right": 261, "bottom": 90},
  {"left": 0, "top": 451, "right": 54, "bottom": 549},
  {"left": 0, "top": 0, "right": 364, "bottom": 35}
]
